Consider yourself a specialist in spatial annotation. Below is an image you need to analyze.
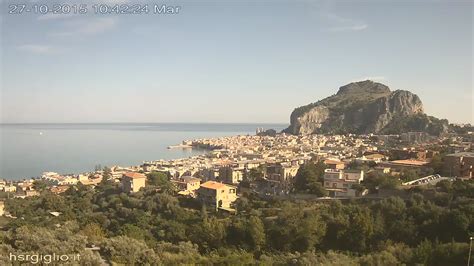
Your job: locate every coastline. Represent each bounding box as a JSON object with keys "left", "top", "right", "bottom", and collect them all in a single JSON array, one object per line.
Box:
[{"left": 0, "top": 123, "right": 287, "bottom": 180}]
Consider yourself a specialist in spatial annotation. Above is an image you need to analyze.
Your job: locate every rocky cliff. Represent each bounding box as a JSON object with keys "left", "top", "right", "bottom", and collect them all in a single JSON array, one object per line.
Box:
[{"left": 284, "top": 80, "right": 447, "bottom": 135}]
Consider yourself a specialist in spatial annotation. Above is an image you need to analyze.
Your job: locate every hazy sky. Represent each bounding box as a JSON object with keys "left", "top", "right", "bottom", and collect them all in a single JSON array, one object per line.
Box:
[{"left": 1, "top": 0, "right": 472, "bottom": 124}]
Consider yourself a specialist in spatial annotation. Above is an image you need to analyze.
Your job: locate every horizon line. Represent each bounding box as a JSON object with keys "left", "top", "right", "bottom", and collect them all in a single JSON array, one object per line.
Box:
[{"left": 0, "top": 121, "right": 289, "bottom": 125}]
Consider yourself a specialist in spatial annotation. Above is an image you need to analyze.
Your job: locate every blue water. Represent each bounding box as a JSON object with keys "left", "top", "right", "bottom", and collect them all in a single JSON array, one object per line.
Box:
[{"left": 0, "top": 123, "right": 287, "bottom": 180}]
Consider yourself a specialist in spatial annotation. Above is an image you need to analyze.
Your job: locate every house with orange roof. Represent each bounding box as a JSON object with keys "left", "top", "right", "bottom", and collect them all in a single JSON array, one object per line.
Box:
[
  {"left": 121, "top": 172, "right": 146, "bottom": 193},
  {"left": 197, "top": 181, "right": 238, "bottom": 211}
]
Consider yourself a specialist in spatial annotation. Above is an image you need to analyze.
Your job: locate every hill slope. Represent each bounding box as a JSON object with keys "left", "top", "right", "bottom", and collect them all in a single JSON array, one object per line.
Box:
[{"left": 284, "top": 80, "right": 448, "bottom": 135}]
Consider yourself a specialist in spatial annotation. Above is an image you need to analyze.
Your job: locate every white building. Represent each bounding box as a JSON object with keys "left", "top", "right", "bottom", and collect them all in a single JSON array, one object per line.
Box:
[{"left": 324, "top": 169, "right": 364, "bottom": 197}]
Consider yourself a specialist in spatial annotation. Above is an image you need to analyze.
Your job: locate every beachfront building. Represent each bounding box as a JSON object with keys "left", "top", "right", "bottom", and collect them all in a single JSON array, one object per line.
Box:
[
  {"left": 121, "top": 172, "right": 146, "bottom": 193},
  {"left": 324, "top": 169, "right": 364, "bottom": 197},
  {"left": 197, "top": 181, "right": 238, "bottom": 211}
]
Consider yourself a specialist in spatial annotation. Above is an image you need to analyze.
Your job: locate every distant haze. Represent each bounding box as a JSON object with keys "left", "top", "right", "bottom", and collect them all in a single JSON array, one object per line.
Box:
[{"left": 1, "top": 0, "right": 472, "bottom": 124}]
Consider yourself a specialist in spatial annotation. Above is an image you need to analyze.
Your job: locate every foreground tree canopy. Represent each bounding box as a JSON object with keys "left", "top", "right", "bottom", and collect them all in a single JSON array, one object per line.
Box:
[{"left": 0, "top": 179, "right": 473, "bottom": 265}]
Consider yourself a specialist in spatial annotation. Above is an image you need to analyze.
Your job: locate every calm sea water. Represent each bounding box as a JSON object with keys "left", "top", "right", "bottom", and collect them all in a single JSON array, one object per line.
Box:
[{"left": 0, "top": 123, "right": 286, "bottom": 180}]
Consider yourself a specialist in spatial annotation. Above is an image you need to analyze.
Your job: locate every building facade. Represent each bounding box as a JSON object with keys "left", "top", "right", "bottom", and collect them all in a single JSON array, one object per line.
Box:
[
  {"left": 121, "top": 172, "right": 146, "bottom": 193},
  {"left": 219, "top": 166, "right": 244, "bottom": 185},
  {"left": 266, "top": 162, "right": 299, "bottom": 182},
  {"left": 323, "top": 169, "right": 364, "bottom": 197},
  {"left": 444, "top": 152, "right": 474, "bottom": 178},
  {"left": 174, "top": 176, "right": 201, "bottom": 197},
  {"left": 197, "top": 181, "right": 238, "bottom": 211}
]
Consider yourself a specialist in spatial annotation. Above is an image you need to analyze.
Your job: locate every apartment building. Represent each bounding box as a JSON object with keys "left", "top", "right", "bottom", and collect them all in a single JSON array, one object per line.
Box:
[
  {"left": 197, "top": 181, "right": 238, "bottom": 211},
  {"left": 324, "top": 169, "right": 364, "bottom": 197},
  {"left": 266, "top": 162, "right": 299, "bottom": 182},
  {"left": 219, "top": 166, "right": 244, "bottom": 184},
  {"left": 173, "top": 176, "right": 201, "bottom": 197},
  {"left": 121, "top": 172, "right": 146, "bottom": 193}
]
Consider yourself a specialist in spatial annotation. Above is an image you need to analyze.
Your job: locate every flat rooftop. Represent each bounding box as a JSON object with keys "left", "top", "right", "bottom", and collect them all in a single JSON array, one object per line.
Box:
[{"left": 389, "top": 160, "right": 428, "bottom": 166}]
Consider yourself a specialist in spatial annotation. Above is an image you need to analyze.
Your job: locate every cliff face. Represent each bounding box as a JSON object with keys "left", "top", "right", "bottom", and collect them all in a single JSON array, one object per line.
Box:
[{"left": 284, "top": 80, "right": 428, "bottom": 135}]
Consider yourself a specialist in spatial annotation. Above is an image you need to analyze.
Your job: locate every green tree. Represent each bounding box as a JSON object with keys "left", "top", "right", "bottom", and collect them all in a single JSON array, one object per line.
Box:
[
  {"left": 247, "top": 168, "right": 264, "bottom": 181},
  {"left": 293, "top": 161, "right": 326, "bottom": 194},
  {"left": 103, "top": 236, "right": 159, "bottom": 265},
  {"left": 147, "top": 171, "right": 175, "bottom": 192},
  {"left": 429, "top": 154, "right": 444, "bottom": 174},
  {"left": 339, "top": 206, "right": 374, "bottom": 252},
  {"left": 191, "top": 216, "right": 227, "bottom": 252},
  {"left": 103, "top": 166, "right": 112, "bottom": 180},
  {"left": 435, "top": 179, "right": 452, "bottom": 193},
  {"left": 248, "top": 215, "right": 266, "bottom": 252},
  {"left": 119, "top": 224, "right": 148, "bottom": 241},
  {"left": 306, "top": 181, "right": 328, "bottom": 197},
  {"left": 32, "top": 179, "right": 49, "bottom": 192},
  {"left": 399, "top": 169, "right": 419, "bottom": 182},
  {"left": 79, "top": 223, "right": 106, "bottom": 244},
  {"left": 267, "top": 203, "right": 326, "bottom": 252}
]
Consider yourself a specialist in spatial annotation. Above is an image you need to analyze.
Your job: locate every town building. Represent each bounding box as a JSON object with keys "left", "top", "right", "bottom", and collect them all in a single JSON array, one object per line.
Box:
[
  {"left": 401, "top": 132, "right": 429, "bottom": 143},
  {"left": 173, "top": 176, "right": 201, "bottom": 197},
  {"left": 390, "top": 149, "right": 437, "bottom": 161},
  {"left": 443, "top": 152, "right": 474, "bottom": 178},
  {"left": 372, "top": 166, "right": 391, "bottom": 174},
  {"left": 379, "top": 159, "right": 429, "bottom": 172},
  {"left": 0, "top": 201, "right": 4, "bottom": 216},
  {"left": 80, "top": 176, "right": 103, "bottom": 186},
  {"left": 15, "top": 181, "right": 34, "bottom": 192},
  {"left": 197, "top": 181, "right": 238, "bottom": 211},
  {"left": 323, "top": 159, "right": 345, "bottom": 170},
  {"left": 219, "top": 166, "right": 244, "bottom": 184},
  {"left": 356, "top": 153, "right": 386, "bottom": 163},
  {"left": 323, "top": 169, "right": 364, "bottom": 197},
  {"left": 121, "top": 172, "right": 146, "bottom": 193},
  {"left": 266, "top": 162, "right": 299, "bottom": 182},
  {"left": 50, "top": 185, "right": 70, "bottom": 194},
  {"left": 1, "top": 184, "right": 16, "bottom": 193}
]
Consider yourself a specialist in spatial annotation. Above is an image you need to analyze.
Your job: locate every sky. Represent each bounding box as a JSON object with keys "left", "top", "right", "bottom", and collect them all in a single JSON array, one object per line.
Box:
[{"left": 1, "top": 0, "right": 472, "bottom": 124}]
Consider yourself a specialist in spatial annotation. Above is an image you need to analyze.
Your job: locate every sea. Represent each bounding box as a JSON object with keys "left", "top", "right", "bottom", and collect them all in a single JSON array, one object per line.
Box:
[{"left": 0, "top": 123, "right": 287, "bottom": 180}]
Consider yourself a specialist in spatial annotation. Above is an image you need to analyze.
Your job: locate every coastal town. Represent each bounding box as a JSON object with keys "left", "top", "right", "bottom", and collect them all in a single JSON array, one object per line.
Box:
[
  {"left": 1, "top": 127, "right": 473, "bottom": 214},
  {"left": 3, "top": 0, "right": 472, "bottom": 262}
]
